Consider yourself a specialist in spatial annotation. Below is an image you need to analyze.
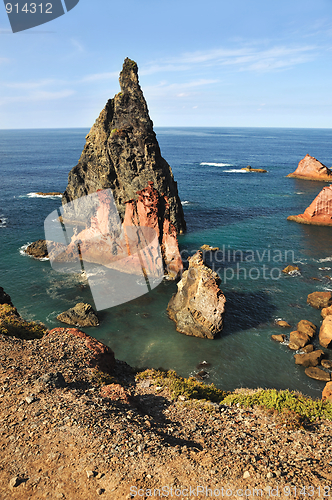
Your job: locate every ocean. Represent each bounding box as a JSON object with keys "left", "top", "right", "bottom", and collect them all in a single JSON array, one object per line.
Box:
[{"left": 1, "top": 127, "right": 332, "bottom": 399}]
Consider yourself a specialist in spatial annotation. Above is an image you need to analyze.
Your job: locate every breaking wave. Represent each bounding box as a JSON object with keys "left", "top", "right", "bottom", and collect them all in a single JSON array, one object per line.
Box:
[{"left": 200, "top": 162, "right": 232, "bottom": 167}]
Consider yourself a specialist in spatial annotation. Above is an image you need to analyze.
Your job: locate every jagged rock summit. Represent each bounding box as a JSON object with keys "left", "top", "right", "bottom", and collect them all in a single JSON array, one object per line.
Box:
[
  {"left": 287, "top": 154, "right": 332, "bottom": 182},
  {"left": 63, "top": 58, "right": 186, "bottom": 235}
]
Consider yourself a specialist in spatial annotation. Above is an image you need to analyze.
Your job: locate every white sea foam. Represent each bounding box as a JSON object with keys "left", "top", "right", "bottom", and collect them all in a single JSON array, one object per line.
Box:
[
  {"left": 315, "top": 257, "right": 332, "bottom": 263},
  {"left": 181, "top": 200, "right": 190, "bottom": 205},
  {"left": 319, "top": 267, "right": 331, "bottom": 271},
  {"left": 200, "top": 162, "right": 232, "bottom": 167},
  {"left": 19, "top": 243, "right": 31, "bottom": 256},
  {"left": 296, "top": 192, "right": 305, "bottom": 195},
  {"left": 223, "top": 169, "right": 247, "bottom": 173},
  {"left": 0, "top": 217, "right": 7, "bottom": 227},
  {"left": 23, "top": 192, "right": 62, "bottom": 199}
]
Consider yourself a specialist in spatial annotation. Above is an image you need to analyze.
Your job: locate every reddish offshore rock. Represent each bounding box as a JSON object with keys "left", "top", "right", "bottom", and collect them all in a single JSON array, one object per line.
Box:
[
  {"left": 287, "top": 154, "right": 332, "bottom": 182},
  {"left": 167, "top": 250, "right": 226, "bottom": 339},
  {"left": 288, "top": 185, "right": 332, "bottom": 226},
  {"left": 47, "top": 328, "right": 115, "bottom": 373}
]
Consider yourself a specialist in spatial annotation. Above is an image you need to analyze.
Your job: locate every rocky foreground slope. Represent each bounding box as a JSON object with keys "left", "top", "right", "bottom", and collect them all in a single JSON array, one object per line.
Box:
[{"left": 1, "top": 328, "right": 332, "bottom": 500}]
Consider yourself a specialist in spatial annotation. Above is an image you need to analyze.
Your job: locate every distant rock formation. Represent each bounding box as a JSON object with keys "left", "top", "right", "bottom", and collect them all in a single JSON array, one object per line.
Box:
[
  {"left": 287, "top": 154, "right": 332, "bottom": 182},
  {"left": 57, "top": 303, "right": 99, "bottom": 327},
  {"left": 167, "top": 251, "right": 226, "bottom": 339},
  {"left": 241, "top": 166, "right": 267, "bottom": 173},
  {"left": 58, "top": 58, "right": 185, "bottom": 278},
  {"left": 287, "top": 185, "right": 332, "bottom": 226}
]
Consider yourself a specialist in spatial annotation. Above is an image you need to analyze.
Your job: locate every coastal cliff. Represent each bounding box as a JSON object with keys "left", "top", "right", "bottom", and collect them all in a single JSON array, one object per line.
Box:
[
  {"left": 63, "top": 58, "right": 185, "bottom": 235},
  {"left": 287, "top": 185, "right": 332, "bottom": 226},
  {"left": 287, "top": 154, "right": 332, "bottom": 182}
]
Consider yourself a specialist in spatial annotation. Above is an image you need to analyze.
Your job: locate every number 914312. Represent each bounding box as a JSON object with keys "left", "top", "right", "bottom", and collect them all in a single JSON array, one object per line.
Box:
[{"left": 5, "top": 3, "right": 53, "bottom": 14}]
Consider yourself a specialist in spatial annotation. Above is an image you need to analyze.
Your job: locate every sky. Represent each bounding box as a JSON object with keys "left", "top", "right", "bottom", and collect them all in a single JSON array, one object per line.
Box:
[{"left": 1, "top": 0, "right": 332, "bottom": 129}]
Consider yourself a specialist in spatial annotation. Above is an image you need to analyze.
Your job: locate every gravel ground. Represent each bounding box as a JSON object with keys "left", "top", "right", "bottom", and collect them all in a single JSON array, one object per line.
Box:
[{"left": 0, "top": 330, "right": 331, "bottom": 500}]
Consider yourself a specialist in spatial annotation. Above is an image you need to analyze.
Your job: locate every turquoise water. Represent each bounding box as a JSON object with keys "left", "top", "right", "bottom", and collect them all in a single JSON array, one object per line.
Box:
[{"left": 1, "top": 127, "right": 332, "bottom": 399}]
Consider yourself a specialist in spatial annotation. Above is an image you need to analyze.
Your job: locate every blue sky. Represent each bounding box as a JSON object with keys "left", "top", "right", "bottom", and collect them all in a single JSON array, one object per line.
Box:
[{"left": 1, "top": 0, "right": 332, "bottom": 128}]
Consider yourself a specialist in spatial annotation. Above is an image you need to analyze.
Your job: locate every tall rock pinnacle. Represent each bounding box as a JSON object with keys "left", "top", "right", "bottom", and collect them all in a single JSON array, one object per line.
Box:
[{"left": 63, "top": 58, "right": 186, "bottom": 235}]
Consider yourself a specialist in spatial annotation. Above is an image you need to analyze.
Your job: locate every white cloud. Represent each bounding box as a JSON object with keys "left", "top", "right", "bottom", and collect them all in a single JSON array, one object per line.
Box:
[
  {"left": 0, "top": 89, "right": 74, "bottom": 106},
  {"left": 142, "top": 42, "right": 319, "bottom": 75}
]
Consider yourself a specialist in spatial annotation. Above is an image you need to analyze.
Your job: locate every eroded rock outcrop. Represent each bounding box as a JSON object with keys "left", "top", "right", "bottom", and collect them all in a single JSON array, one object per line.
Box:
[
  {"left": 47, "top": 328, "right": 115, "bottom": 373},
  {"left": 287, "top": 185, "right": 332, "bottom": 226},
  {"left": 62, "top": 58, "right": 185, "bottom": 277},
  {"left": 167, "top": 251, "right": 226, "bottom": 339},
  {"left": 307, "top": 291, "right": 332, "bottom": 309},
  {"left": 57, "top": 303, "right": 99, "bottom": 327},
  {"left": 294, "top": 350, "right": 324, "bottom": 367},
  {"left": 287, "top": 154, "right": 332, "bottom": 182},
  {"left": 322, "top": 381, "right": 332, "bottom": 402}
]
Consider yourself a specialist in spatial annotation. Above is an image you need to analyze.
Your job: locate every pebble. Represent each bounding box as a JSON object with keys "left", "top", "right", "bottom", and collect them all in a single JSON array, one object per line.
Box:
[
  {"left": 9, "top": 476, "right": 20, "bottom": 488},
  {"left": 96, "top": 488, "right": 104, "bottom": 495},
  {"left": 25, "top": 396, "right": 35, "bottom": 404},
  {"left": 86, "top": 470, "right": 95, "bottom": 479},
  {"left": 266, "top": 472, "right": 274, "bottom": 479},
  {"left": 243, "top": 471, "right": 250, "bottom": 479}
]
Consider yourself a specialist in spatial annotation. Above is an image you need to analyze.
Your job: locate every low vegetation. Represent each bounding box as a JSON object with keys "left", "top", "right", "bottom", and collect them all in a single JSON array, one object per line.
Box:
[
  {"left": 0, "top": 304, "right": 47, "bottom": 340},
  {"left": 136, "top": 368, "right": 332, "bottom": 425}
]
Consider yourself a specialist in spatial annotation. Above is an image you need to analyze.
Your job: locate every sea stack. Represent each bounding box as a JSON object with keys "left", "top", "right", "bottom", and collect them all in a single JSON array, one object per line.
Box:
[
  {"left": 167, "top": 251, "right": 226, "bottom": 339},
  {"left": 61, "top": 58, "right": 185, "bottom": 277},
  {"left": 287, "top": 185, "right": 332, "bottom": 226},
  {"left": 287, "top": 154, "right": 332, "bottom": 182}
]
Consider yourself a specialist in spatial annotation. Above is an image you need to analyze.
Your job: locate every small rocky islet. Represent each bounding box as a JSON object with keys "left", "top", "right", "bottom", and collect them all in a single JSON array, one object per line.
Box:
[{"left": 3, "top": 57, "right": 332, "bottom": 494}]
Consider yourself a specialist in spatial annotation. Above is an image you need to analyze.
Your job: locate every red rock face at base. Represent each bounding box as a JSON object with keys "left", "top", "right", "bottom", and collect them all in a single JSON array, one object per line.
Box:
[
  {"left": 287, "top": 185, "right": 332, "bottom": 226},
  {"left": 287, "top": 154, "right": 332, "bottom": 182},
  {"left": 50, "top": 183, "right": 183, "bottom": 279}
]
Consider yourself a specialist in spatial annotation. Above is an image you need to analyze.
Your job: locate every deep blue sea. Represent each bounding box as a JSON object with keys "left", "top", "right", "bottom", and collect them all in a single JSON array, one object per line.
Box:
[{"left": 1, "top": 127, "right": 332, "bottom": 399}]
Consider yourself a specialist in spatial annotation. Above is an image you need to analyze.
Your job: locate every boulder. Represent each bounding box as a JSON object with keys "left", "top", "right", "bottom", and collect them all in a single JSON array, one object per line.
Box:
[
  {"left": 57, "top": 303, "right": 99, "bottom": 327},
  {"left": 288, "top": 185, "right": 332, "bottom": 226},
  {"left": 282, "top": 265, "right": 300, "bottom": 274},
  {"left": 47, "top": 328, "right": 115, "bottom": 373},
  {"left": 305, "top": 367, "right": 331, "bottom": 382},
  {"left": 321, "top": 360, "right": 332, "bottom": 370},
  {"left": 167, "top": 251, "right": 226, "bottom": 339},
  {"left": 288, "top": 342, "right": 301, "bottom": 350},
  {"left": 275, "top": 320, "right": 291, "bottom": 328},
  {"left": 321, "top": 305, "right": 332, "bottom": 319},
  {"left": 25, "top": 239, "right": 63, "bottom": 260},
  {"left": 289, "top": 330, "right": 310, "bottom": 349},
  {"left": 319, "top": 316, "right": 332, "bottom": 348},
  {"left": 294, "top": 350, "right": 324, "bottom": 367},
  {"left": 296, "top": 320, "right": 316, "bottom": 338},
  {"left": 287, "top": 154, "right": 332, "bottom": 182},
  {"left": 301, "top": 344, "right": 314, "bottom": 353},
  {"left": 307, "top": 291, "right": 332, "bottom": 309},
  {"left": 322, "top": 381, "right": 332, "bottom": 402},
  {"left": 271, "top": 334, "right": 286, "bottom": 343}
]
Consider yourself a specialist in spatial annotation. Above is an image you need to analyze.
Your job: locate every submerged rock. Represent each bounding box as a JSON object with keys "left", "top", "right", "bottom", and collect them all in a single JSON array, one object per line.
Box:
[
  {"left": 288, "top": 185, "right": 332, "bottom": 226},
  {"left": 287, "top": 154, "right": 332, "bottom": 182},
  {"left": 167, "top": 251, "right": 226, "bottom": 339},
  {"left": 57, "top": 303, "right": 99, "bottom": 327}
]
